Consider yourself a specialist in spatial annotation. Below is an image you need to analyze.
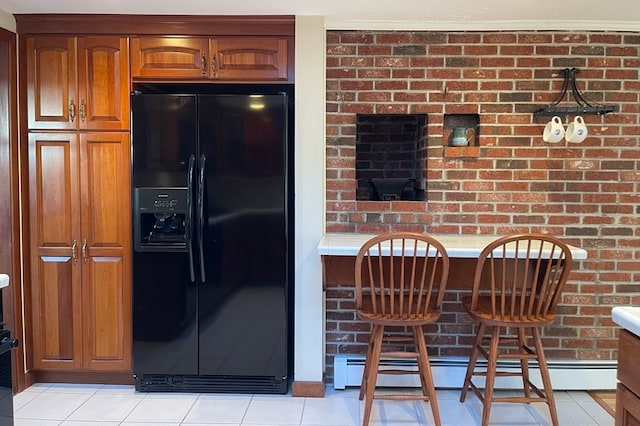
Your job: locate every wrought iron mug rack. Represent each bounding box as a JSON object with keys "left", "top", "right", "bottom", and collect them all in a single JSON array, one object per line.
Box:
[{"left": 534, "top": 67, "right": 617, "bottom": 117}]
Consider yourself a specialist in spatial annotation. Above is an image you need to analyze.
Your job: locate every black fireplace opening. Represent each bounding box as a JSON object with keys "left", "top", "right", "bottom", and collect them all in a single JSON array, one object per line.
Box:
[{"left": 355, "top": 114, "right": 427, "bottom": 201}]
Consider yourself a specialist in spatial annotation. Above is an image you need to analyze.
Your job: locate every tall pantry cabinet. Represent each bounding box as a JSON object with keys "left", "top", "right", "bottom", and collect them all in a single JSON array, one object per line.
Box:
[{"left": 24, "top": 36, "right": 132, "bottom": 373}]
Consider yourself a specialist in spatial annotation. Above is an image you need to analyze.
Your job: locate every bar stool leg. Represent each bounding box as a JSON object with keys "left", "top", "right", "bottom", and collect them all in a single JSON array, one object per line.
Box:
[
  {"left": 413, "top": 326, "right": 441, "bottom": 426},
  {"left": 359, "top": 328, "right": 376, "bottom": 401},
  {"left": 517, "top": 327, "right": 531, "bottom": 398},
  {"left": 362, "top": 324, "right": 384, "bottom": 426},
  {"left": 481, "top": 326, "right": 500, "bottom": 426},
  {"left": 460, "top": 322, "right": 486, "bottom": 402},
  {"left": 532, "top": 327, "right": 559, "bottom": 426},
  {"left": 411, "top": 327, "right": 429, "bottom": 398}
]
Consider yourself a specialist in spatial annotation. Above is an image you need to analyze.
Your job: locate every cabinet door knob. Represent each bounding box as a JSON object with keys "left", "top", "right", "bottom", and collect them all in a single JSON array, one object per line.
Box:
[
  {"left": 68, "top": 100, "right": 76, "bottom": 123},
  {"left": 82, "top": 239, "right": 88, "bottom": 264},
  {"left": 71, "top": 239, "right": 77, "bottom": 264}
]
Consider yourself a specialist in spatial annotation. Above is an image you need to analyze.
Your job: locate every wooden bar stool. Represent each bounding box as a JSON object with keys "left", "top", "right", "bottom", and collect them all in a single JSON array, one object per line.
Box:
[
  {"left": 459, "top": 233, "right": 573, "bottom": 426},
  {"left": 355, "top": 232, "right": 450, "bottom": 426}
]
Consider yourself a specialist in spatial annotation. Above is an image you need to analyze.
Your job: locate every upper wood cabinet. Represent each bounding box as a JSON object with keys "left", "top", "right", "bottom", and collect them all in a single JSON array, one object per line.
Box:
[
  {"left": 27, "top": 131, "right": 132, "bottom": 372},
  {"left": 130, "top": 37, "right": 208, "bottom": 80},
  {"left": 131, "top": 36, "right": 289, "bottom": 81},
  {"left": 212, "top": 37, "right": 288, "bottom": 81},
  {"left": 25, "top": 36, "right": 130, "bottom": 131}
]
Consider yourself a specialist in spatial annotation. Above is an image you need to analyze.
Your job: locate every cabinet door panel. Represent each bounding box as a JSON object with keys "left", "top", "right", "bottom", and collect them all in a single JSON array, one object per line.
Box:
[
  {"left": 28, "top": 133, "right": 82, "bottom": 370},
  {"left": 80, "top": 132, "right": 131, "bottom": 246},
  {"left": 131, "top": 37, "right": 208, "bottom": 79},
  {"left": 28, "top": 133, "right": 81, "bottom": 255},
  {"left": 616, "top": 383, "right": 640, "bottom": 426},
  {"left": 81, "top": 133, "right": 130, "bottom": 246},
  {"left": 26, "top": 37, "right": 77, "bottom": 130},
  {"left": 80, "top": 132, "right": 131, "bottom": 371},
  {"left": 34, "top": 256, "right": 79, "bottom": 367},
  {"left": 77, "top": 37, "right": 130, "bottom": 130},
  {"left": 211, "top": 37, "right": 288, "bottom": 81},
  {"left": 83, "top": 256, "right": 131, "bottom": 370}
]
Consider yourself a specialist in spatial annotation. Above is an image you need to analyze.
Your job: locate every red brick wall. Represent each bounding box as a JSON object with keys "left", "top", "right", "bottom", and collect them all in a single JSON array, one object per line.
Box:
[{"left": 325, "top": 30, "right": 640, "bottom": 382}]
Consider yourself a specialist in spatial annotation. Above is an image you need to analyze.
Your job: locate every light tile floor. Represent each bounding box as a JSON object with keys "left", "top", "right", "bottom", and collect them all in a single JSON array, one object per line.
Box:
[{"left": 12, "top": 383, "right": 614, "bottom": 426}]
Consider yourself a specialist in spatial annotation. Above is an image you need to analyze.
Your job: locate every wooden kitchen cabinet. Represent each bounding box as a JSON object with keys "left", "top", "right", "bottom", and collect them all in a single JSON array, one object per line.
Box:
[
  {"left": 130, "top": 37, "right": 209, "bottom": 79},
  {"left": 131, "top": 36, "right": 289, "bottom": 81},
  {"left": 27, "top": 132, "right": 131, "bottom": 372},
  {"left": 211, "top": 37, "right": 288, "bottom": 80},
  {"left": 25, "top": 36, "right": 130, "bottom": 130},
  {"left": 616, "top": 329, "right": 640, "bottom": 425}
]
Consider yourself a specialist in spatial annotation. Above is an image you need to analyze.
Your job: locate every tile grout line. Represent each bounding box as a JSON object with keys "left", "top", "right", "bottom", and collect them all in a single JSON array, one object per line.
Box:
[{"left": 61, "top": 384, "right": 103, "bottom": 423}]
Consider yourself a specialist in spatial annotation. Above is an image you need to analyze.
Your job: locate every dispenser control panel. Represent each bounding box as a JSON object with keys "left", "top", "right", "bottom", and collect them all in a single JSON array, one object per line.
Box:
[{"left": 133, "top": 187, "right": 189, "bottom": 252}]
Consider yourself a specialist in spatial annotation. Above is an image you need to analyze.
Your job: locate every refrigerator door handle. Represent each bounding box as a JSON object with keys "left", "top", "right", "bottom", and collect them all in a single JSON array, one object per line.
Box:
[
  {"left": 197, "top": 154, "right": 207, "bottom": 283},
  {"left": 186, "top": 154, "right": 196, "bottom": 282}
]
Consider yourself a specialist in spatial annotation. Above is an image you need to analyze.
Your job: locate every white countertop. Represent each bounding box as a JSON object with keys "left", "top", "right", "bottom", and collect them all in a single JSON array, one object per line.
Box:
[
  {"left": 317, "top": 233, "right": 588, "bottom": 259},
  {"left": 612, "top": 306, "right": 640, "bottom": 338},
  {"left": 0, "top": 274, "right": 8, "bottom": 289}
]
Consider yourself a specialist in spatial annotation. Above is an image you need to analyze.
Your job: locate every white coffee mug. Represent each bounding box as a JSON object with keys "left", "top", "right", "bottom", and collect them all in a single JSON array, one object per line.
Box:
[
  {"left": 543, "top": 116, "right": 565, "bottom": 143},
  {"left": 565, "top": 115, "right": 588, "bottom": 143}
]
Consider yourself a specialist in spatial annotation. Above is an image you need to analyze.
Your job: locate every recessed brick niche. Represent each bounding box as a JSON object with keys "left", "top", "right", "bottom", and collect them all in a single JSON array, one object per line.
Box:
[{"left": 356, "top": 114, "right": 427, "bottom": 201}]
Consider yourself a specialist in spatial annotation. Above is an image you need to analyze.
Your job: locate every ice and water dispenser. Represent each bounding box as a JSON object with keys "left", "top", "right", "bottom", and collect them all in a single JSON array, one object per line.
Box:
[{"left": 134, "top": 188, "right": 189, "bottom": 252}]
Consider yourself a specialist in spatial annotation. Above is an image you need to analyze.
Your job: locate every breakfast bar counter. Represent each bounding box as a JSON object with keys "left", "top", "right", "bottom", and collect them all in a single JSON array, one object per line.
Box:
[
  {"left": 318, "top": 232, "right": 588, "bottom": 290},
  {"left": 318, "top": 232, "right": 588, "bottom": 258}
]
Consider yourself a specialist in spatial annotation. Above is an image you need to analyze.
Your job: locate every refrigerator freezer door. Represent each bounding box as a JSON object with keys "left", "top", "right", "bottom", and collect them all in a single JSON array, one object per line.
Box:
[
  {"left": 132, "top": 94, "right": 199, "bottom": 376},
  {"left": 131, "top": 94, "right": 197, "bottom": 189}
]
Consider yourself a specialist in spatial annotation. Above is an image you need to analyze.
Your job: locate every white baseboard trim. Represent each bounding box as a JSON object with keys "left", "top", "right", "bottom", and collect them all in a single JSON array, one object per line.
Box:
[{"left": 333, "top": 354, "right": 617, "bottom": 391}]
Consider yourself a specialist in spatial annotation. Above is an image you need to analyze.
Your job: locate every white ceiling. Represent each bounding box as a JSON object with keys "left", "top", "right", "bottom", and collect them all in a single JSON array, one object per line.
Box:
[{"left": 0, "top": 0, "right": 639, "bottom": 31}]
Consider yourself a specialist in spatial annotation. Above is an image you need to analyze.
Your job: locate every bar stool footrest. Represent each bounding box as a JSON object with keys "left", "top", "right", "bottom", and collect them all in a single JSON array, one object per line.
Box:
[
  {"left": 377, "top": 369, "right": 420, "bottom": 375},
  {"left": 374, "top": 394, "right": 430, "bottom": 402}
]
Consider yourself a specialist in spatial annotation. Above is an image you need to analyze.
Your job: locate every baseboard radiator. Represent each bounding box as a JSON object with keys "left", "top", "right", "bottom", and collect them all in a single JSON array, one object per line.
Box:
[{"left": 333, "top": 355, "right": 617, "bottom": 390}]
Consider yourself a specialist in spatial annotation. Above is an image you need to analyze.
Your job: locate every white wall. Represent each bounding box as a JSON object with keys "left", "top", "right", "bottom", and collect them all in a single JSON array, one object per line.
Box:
[
  {"left": 0, "top": 8, "right": 15, "bottom": 32},
  {"left": 293, "top": 15, "right": 326, "bottom": 383}
]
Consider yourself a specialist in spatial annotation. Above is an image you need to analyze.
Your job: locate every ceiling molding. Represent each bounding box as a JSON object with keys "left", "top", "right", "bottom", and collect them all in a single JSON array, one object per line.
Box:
[{"left": 324, "top": 19, "right": 640, "bottom": 32}]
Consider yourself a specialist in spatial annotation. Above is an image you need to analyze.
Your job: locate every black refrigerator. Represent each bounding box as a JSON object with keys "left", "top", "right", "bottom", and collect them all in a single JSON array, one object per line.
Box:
[{"left": 131, "top": 84, "right": 293, "bottom": 394}]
